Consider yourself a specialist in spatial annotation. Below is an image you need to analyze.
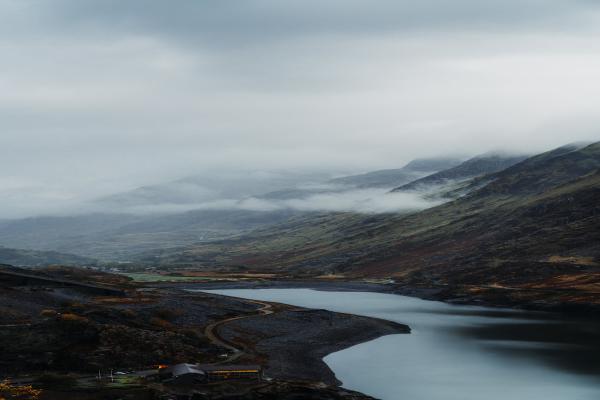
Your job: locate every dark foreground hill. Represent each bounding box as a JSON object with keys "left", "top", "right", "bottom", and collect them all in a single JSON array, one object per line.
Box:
[
  {"left": 139, "top": 142, "right": 600, "bottom": 310},
  {"left": 0, "top": 265, "right": 399, "bottom": 399}
]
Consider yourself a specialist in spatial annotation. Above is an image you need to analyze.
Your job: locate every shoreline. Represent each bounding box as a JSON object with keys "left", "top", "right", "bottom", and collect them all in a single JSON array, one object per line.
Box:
[
  {"left": 220, "top": 306, "right": 408, "bottom": 386},
  {"left": 4, "top": 265, "right": 598, "bottom": 399},
  {"left": 188, "top": 288, "right": 409, "bottom": 386},
  {"left": 0, "top": 270, "right": 400, "bottom": 399},
  {"left": 164, "top": 278, "right": 600, "bottom": 316}
]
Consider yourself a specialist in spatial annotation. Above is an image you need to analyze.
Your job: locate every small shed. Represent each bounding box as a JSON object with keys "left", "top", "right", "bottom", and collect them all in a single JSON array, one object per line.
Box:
[{"left": 197, "top": 364, "right": 262, "bottom": 382}]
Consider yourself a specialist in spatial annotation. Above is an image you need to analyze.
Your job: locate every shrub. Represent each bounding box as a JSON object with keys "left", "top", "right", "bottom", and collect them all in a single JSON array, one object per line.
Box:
[
  {"left": 120, "top": 309, "right": 137, "bottom": 318},
  {"left": 60, "top": 313, "right": 89, "bottom": 324},
  {"left": 39, "top": 309, "right": 58, "bottom": 318},
  {"left": 0, "top": 379, "right": 42, "bottom": 399}
]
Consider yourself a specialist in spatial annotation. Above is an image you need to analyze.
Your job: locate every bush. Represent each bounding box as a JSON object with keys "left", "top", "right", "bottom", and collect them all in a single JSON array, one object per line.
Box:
[
  {"left": 0, "top": 379, "right": 42, "bottom": 399},
  {"left": 120, "top": 309, "right": 137, "bottom": 318},
  {"left": 60, "top": 313, "right": 89, "bottom": 324},
  {"left": 39, "top": 309, "right": 58, "bottom": 318}
]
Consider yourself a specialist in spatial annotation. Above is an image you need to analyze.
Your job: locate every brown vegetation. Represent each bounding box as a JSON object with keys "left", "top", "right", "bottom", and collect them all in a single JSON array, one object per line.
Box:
[
  {"left": 0, "top": 380, "right": 42, "bottom": 400},
  {"left": 39, "top": 310, "right": 58, "bottom": 318},
  {"left": 59, "top": 313, "right": 89, "bottom": 324}
]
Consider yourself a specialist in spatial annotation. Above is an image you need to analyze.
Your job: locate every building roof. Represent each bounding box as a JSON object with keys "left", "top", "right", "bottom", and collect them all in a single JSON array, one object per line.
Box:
[{"left": 161, "top": 363, "right": 206, "bottom": 377}]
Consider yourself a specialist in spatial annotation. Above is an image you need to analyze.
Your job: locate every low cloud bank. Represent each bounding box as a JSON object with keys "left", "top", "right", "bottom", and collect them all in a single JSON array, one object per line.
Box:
[
  {"left": 115, "top": 187, "right": 443, "bottom": 215},
  {"left": 0, "top": 171, "right": 445, "bottom": 219}
]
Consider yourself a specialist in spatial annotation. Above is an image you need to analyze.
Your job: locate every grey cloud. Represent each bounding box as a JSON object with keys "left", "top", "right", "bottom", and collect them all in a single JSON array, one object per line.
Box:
[
  {"left": 89, "top": 187, "right": 443, "bottom": 216},
  {"left": 35, "top": 0, "right": 600, "bottom": 46},
  {"left": 1, "top": 1, "right": 600, "bottom": 219},
  {"left": 275, "top": 188, "right": 442, "bottom": 213}
]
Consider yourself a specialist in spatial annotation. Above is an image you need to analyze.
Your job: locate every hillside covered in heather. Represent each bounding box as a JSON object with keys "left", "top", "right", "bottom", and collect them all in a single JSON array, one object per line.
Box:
[{"left": 138, "top": 142, "right": 600, "bottom": 308}]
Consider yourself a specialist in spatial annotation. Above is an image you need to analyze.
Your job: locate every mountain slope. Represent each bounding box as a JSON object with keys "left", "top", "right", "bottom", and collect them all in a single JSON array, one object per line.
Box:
[
  {"left": 328, "top": 157, "right": 462, "bottom": 189},
  {"left": 140, "top": 142, "right": 600, "bottom": 307},
  {"left": 391, "top": 153, "right": 528, "bottom": 193},
  {"left": 0, "top": 159, "right": 460, "bottom": 259},
  {"left": 97, "top": 170, "right": 333, "bottom": 209},
  {"left": 0, "top": 209, "right": 301, "bottom": 261},
  {"left": 471, "top": 142, "right": 600, "bottom": 196},
  {"left": 0, "top": 246, "right": 96, "bottom": 267},
  {"left": 258, "top": 157, "right": 463, "bottom": 200},
  {"left": 0, "top": 214, "right": 144, "bottom": 251}
]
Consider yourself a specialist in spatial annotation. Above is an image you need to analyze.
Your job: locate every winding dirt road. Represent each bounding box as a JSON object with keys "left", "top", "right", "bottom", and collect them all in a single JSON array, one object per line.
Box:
[{"left": 204, "top": 298, "right": 274, "bottom": 363}]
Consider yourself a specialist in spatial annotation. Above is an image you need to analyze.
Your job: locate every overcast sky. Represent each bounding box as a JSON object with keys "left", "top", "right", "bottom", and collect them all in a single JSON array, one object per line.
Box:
[{"left": 2, "top": 0, "right": 600, "bottom": 217}]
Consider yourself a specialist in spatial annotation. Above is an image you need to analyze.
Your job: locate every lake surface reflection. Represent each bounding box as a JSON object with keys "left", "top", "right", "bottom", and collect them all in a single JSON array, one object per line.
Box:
[{"left": 203, "top": 288, "right": 600, "bottom": 400}]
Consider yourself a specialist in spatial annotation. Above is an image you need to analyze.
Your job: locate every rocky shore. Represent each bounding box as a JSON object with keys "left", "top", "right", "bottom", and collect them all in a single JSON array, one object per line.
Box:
[
  {"left": 175, "top": 278, "right": 600, "bottom": 315},
  {"left": 219, "top": 307, "right": 409, "bottom": 385}
]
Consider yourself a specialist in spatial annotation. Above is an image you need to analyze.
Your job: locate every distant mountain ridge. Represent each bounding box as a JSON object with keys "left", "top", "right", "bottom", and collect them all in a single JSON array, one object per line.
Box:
[
  {"left": 260, "top": 157, "right": 463, "bottom": 200},
  {"left": 3, "top": 146, "right": 590, "bottom": 269},
  {"left": 97, "top": 170, "right": 335, "bottom": 209},
  {"left": 0, "top": 158, "right": 460, "bottom": 260},
  {"left": 470, "top": 142, "right": 600, "bottom": 196},
  {"left": 391, "top": 152, "right": 529, "bottom": 193},
  {"left": 139, "top": 141, "right": 600, "bottom": 308},
  {"left": 328, "top": 157, "right": 463, "bottom": 189}
]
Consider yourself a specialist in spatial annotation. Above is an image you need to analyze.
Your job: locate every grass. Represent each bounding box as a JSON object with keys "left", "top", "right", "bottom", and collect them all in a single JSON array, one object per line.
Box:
[
  {"left": 120, "top": 273, "right": 214, "bottom": 282},
  {"left": 74, "top": 375, "right": 145, "bottom": 390}
]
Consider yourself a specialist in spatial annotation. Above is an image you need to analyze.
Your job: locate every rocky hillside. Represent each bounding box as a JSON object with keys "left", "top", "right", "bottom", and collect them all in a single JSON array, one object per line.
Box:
[
  {"left": 469, "top": 142, "right": 600, "bottom": 196},
  {"left": 391, "top": 152, "right": 528, "bottom": 193},
  {"left": 139, "top": 142, "right": 600, "bottom": 308},
  {"left": 328, "top": 157, "right": 462, "bottom": 189},
  {"left": 0, "top": 158, "right": 459, "bottom": 260}
]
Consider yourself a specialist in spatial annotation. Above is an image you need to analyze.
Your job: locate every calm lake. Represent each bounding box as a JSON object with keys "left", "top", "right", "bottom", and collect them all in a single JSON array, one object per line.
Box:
[{"left": 203, "top": 288, "right": 600, "bottom": 400}]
